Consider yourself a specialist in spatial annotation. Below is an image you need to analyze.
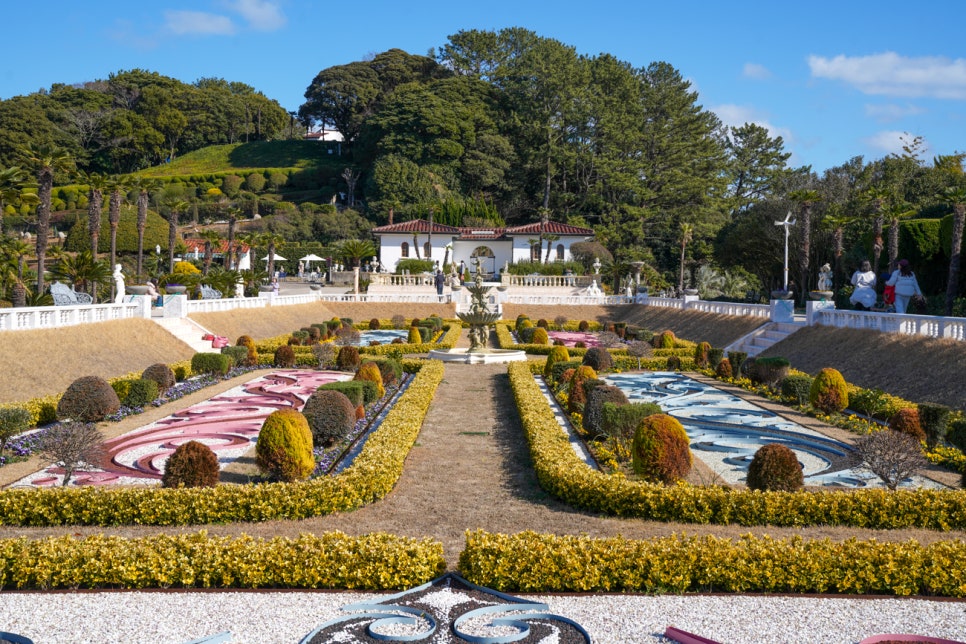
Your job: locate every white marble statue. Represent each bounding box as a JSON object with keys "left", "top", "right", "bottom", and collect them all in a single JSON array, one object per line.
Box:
[
  {"left": 113, "top": 264, "right": 125, "bottom": 303},
  {"left": 817, "top": 263, "right": 832, "bottom": 292}
]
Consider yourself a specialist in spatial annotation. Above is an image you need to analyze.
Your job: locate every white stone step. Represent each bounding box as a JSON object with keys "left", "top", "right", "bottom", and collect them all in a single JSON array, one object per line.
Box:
[{"left": 150, "top": 317, "right": 220, "bottom": 354}]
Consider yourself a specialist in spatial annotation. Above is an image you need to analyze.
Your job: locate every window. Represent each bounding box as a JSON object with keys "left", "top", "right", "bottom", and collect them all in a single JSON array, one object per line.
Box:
[
  {"left": 401, "top": 242, "right": 409, "bottom": 258},
  {"left": 424, "top": 242, "right": 432, "bottom": 258},
  {"left": 556, "top": 244, "right": 564, "bottom": 261},
  {"left": 530, "top": 244, "right": 540, "bottom": 261}
]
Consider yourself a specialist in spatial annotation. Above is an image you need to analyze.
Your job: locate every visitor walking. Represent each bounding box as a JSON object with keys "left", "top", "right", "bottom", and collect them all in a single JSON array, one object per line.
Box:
[
  {"left": 886, "top": 259, "right": 923, "bottom": 314},
  {"left": 434, "top": 269, "right": 445, "bottom": 301},
  {"left": 849, "top": 260, "right": 877, "bottom": 310}
]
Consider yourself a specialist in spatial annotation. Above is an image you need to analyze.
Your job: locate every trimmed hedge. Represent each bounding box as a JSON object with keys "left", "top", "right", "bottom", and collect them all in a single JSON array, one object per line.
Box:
[
  {"left": 507, "top": 361, "right": 966, "bottom": 530},
  {"left": 0, "top": 361, "right": 445, "bottom": 527},
  {"left": 459, "top": 530, "right": 966, "bottom": 596},
  {"left": 0, "top": 531, "right": 445, "bottom": 590}
]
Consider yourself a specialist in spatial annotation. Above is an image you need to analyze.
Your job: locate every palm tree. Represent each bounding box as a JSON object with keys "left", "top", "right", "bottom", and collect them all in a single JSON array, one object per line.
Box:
[
  {"left": 884, "top": 199, "right": 917, "bottom": 268},
  {"left": 106, "top": 175, "right": 129, "bottom": 295},
  {"left": 167, "top": 200, "right": 190, "bottom": 273},
  {"left": 19, "top": 143, "right": 74, "bottom": 295},
  {"left": 789, "top": 189, "right": 822, "bottom": 302},
  {"left": 263, "top": 232, "right": 285, "bottom": 279},
  {"left": 237, "top": 231, "right": 262, "bottom": 274},
  {"left": 81, "top": 172, "right": 107, "bottom": 260},
  {"left": 198, "top": 229, "right": 222, "bottom": 276},
  {"left": 336, "top": 238, "right": 377, "bottom": 268},
  {"left": 1, "top": 237, "right": 33, "bottom": 307},
  {"left": 939, "top": 186, "right": 966, "bottom": 316},
  {"left": 862, "top": 186, "right": 890, "bottom": 276},
  {"left": 677, "top": 222, "right": 693, "bottom": 293},
  {"left": 50, "top": 250, "right": 111, "bottom": 297},
  {"left": 821, "top": 204, "right": 852, "bottom": 287},
  {"left": 132, "top": 177, "right": 160, "bottom": 282},
  {"left": 0, "top": 166, "right": 38, "bottom": 238},
  {"left": 226, "top": 205, "right": 241, "bottom": 269},
  {"left": 544, "top": 233, "right": 561, "bottom": 263}
]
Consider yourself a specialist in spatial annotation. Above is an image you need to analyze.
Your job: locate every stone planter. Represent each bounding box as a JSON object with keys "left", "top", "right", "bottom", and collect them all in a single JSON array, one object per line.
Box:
[
  {"left": 164, "top": 285, "right": 186, "bottom": 294},
  {"left": 810, "top": 290, "right": 833, "bottom": 301},
  {"left": 127, "top": 285, "right": 149, "bottom": 295},
  {"left": 771, "top": 290, "right": 793, "bottom": 299}
]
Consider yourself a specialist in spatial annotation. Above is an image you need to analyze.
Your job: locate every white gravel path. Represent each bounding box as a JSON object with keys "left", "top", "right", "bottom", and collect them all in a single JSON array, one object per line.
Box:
[{"left": 1, "top": 591, "right": 965, "bottom": 643}]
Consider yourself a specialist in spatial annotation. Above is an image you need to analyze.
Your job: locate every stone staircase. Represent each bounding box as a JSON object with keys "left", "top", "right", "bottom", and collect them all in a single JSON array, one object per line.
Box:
[
  {"left": 150, "top": 317, "right": 221, "bottom": 354},
  {"left": 724, "top": 319, "right": 806, "bottom": 357}
]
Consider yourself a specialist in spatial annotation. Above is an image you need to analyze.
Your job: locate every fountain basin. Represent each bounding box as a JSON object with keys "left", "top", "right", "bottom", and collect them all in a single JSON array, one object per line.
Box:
[{"left": 428, "top": 348, "right": 527, "bottom": 364}]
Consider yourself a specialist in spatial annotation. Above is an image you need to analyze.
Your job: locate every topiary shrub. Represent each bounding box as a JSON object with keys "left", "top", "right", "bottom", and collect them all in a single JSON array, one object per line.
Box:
[
  {"left": 220, "top": 345, "right": 249, "bottom": 368},
  {"left": 780, "top": 375, "right": 814, "bottom": 406},
  {"left": 918, "top": 403, "right": 951, "bottom": 449},
  {"left": 543, "top": 346, "right": 570, "bottom": 381},
  {"left": 567, "top": 365, "right": 598, "bottom": 414},
  {"left": 727, "top": 351, "right": 747, "bottom": 377},
  {"left": 369, "top": 318, "right": 381, "bottom": 330},
  {"left": 577, "top": 320, "right": 590, "bottom": 332},
  {"left": 236, "top": 335, "right": 257, "bottom": 366},
  {"left": 301, "top": 390, "right": 357, "bottom": 447},
  {"left": 274, "top": 344, "right": 296, "bottom": 368},
  {"left": 515, "top": 315, "right": 530, "bottom": 332},
  {"left": 553, "top": 315, "right": 568, "bottom": 329},
  {"left": 715, "top": 360, "right": 733, "bottom": 379},
  {"left": 531, "top": 327, "right": 549, "bottom": 345},
  {"left": 255, "top": 408, "right": 315, "bottom": 482},
  {"left": 746, "top": 443, "right": 803, "bottom": 491},
  {"left": 889, "top": 408, "right": 925, "bottom": 441},
  {"left": 417, "top": 326, "right": 432, "bottom": 342},
  {"left": 947, "top": 418, "right": 966, "bottom": 453},
  {"left": 519, "top": 326, "right": 536, "bottom": 343},
  {"left": 583, "top": 385, "right": 629, "bottom": 436},
  {"left": 582, "top": 347, "right": 613, "bottom": 372},
  {"left": 653, "top": 330, "right": 676, "bottom": 349},
  {"left": 162, "top": 440, "right": 220, "bottom": 488},
  {"left": 601, "top": 401, "right": 663, "bottom": 444},
  {"left": 57, "top": 376, "right": 121, "bottom": 422},
  {"left": 191, "top": 352, "right": 231, "bottom": 376},
  {"left": 809, "top": 367, "right": 849, "bottom": 414},
  {"left": 336, "top": 346, "right": 361, "bottom": 371},
  {"left": 124, "top": 378, "right": 159, "bottom": 408},
  {"left": 536, "top": 318, "right": 549, "bottom": 329},
  {"left": 318, "top": 381, "right": 365, "bottom": 407},
  {"left": 391, "top": 314, "right": 406, "bottom": 329},
  {"left": 408, "top": 326, "right": 422, "bottom": 344},
  {"left": 630, "top": 413, "right": 692, "bottom": 484},
  {"left": 0, "top": 406, "right": 33, "bottom": 458},
  {"left": 307, "top": 326, "right": 322, "bottom": 343},
  {"left": 375, "top": 358, "right": 402, "bottom": 387},
  {"left": 707, "top": 347, "right": 724, "bottom": 370},
  {"left": 354, "top": 361, "right": 385, "bottom": 399},
  {"left": 752, "top": 356, "right": 790, "bottom": 388},
  {"left": 693, "top": 342, "right": 712, "bottom": 368},
  {"left": 574, "top": 341, "right": 586, "bottom": 349},
  {"left": 665, "top": 355, "right": 681, "bottom": 371},
  {"left": 141, "top": 363, "right": 176, "bottom": 396}
]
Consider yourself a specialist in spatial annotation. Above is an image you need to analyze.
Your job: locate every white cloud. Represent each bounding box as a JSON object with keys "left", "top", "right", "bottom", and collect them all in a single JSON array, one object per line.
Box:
[
  {"left": 224, "top": 0, "right": 286, "bottom": 31},
  {"left": 863, "top": 130, "right": 931, "bottom": 157},
  {"left": 864, "top": 103, "right": 926, "bottom": 123},
  {"left": 808, "top": 52, "right": 966, "bottom": 99},
  {"left": 163, "top": 10, "right": 236, "bottom": 36},
  {"left": 742, "top": 63, "right": 772, "bottom": 80},
  {"left": 713, "top": 103, "right": 794, "bottom": 143}
]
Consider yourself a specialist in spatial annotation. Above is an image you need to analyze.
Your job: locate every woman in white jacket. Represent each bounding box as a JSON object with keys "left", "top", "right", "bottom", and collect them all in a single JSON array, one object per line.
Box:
[
  {"left": 849, "top": 260, "right": 876, "bottom": 310},
  {"left": 886, "top": 259, "right": 922, "bottom": 314}
]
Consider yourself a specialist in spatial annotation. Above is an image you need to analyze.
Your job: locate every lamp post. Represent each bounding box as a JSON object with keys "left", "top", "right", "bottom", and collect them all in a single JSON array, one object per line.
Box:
[{"left": 774, "top": 211, "right": 796, "bottom": 291}]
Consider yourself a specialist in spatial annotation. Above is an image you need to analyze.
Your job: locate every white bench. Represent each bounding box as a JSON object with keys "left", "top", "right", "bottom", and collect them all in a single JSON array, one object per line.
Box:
[{"left": 50, "top": 281, "right": 94, "bottom": 306}]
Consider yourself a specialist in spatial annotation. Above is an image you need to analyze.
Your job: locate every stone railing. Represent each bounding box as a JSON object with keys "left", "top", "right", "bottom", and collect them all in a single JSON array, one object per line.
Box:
[
  {"left": 500, "top": 274, "right": 596, "bottom": 288},
  {"left": 318, "top": 293, "right": 453, "bottom": 304},
  {"left": 503, "top": 294, "right": 636, "bottom": 306},
  {"left": 815, "top": 308, "right": 966, "bottom": 341},
  {"left": 0, "top": 298, "right": 149, "bottom": 331},
  {"left": 368, "top": 273, "right": 436, "bottom": 287}
]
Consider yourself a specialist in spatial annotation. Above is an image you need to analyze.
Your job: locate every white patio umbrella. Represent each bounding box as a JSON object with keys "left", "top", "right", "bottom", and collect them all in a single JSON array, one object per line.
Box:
[
  {"left": 236, "top": 250, "right": 251, "bottom": 271},
  {"left": 261, "top": 253, "right": 287, "bottom": 261},
  {"left": 299, "top": 253, "right": 324, "bottom": 265}
]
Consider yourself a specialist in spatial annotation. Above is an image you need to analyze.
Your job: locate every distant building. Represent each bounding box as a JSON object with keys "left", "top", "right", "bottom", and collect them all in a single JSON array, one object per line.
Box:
[{"left": 303, "top": 128, "right": 344, "bottom": 143}]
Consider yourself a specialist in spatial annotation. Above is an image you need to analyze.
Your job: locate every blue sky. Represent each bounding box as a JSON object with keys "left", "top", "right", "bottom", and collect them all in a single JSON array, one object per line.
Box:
[{"left": 2, "top": 0, "right": 964, "bottom": 172}]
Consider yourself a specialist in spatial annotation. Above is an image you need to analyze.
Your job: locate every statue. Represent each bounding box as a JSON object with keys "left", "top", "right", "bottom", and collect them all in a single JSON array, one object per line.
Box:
[
  {"left": 113, "top": 264, "right": 125, "bottom": 303},
  {"left": 817, "top": 263, "right": 833, "bottom": 292},
  {"left": 592, "top": 257, "right": 601, "bottom": 274}
]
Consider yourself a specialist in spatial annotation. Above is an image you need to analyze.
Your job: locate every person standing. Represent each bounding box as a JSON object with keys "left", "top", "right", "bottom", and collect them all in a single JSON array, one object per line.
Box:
[
  {"left": 434, "top": 269, "right": 445, "bottom": 301},
  {"left": 849, "top": 260, "right": 877, "bottom": 310},
  {"left": 886, "top": 259, "right": 923, "bottom": 314}
]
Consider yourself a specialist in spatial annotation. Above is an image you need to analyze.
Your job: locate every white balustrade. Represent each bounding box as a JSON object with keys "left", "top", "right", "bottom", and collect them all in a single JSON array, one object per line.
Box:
[
  {"left": 816, "top": 309, "right": 966, "bottom": 340},
  {"left": 0, "top": 300, "right": 147, "bottom": 331}
]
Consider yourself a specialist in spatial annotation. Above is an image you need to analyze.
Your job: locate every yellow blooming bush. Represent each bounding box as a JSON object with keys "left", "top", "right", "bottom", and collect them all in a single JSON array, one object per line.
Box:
[
  {"left": 0, "top": 361, "right": 445, "bottom": 527},
  {"left": 459, "top": 530, "right": 966, "bottom": 596},
  {"left": 0, "top": 531, "right": 445, "bottom": 590}
]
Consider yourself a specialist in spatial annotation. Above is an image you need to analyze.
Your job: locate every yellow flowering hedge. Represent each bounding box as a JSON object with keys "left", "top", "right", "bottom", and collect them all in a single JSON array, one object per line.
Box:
[
  {"left": 0, "top": 360, "right": 445, "bottom": 527},
  {"left": 254, "top": 323, "right": 460, "bottom": 364},
  {"left": 507, "top": 361, "right": 966, "bottom": 529},
  {"left": 459, "top": 530, "right": 966, "bottom": 596},
  {"left": 0, "top": 531, "right": 445, "bottom": 590},
  {"left": 494, "top": 323, "right": 629, "bottom": 357}
]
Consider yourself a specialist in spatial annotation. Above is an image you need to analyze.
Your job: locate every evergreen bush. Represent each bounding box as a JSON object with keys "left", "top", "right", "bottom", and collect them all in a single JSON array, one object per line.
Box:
[
  {"left": 630, "top": 413, "right": 692, "bottom": 484},
  {"left": 255, "top": 409, "right": 315, "bottom": 482},
  {"left": 57, "top": 376, "right": 121, "bottom": 422},
  {"left": 809, "top": 368, "right": 849, "bottom": 414},
  {"left": 142, "top": 363, "right": 176, "bottom": 395},
  {"left": 162, "top": 440, "right": 220, "bottom": 488},
  {"left": 302, "top": 390, "right": 357, "bottom": 447},
  {"left": 746, "top": 443, "right": 803, "bottom": 491}
]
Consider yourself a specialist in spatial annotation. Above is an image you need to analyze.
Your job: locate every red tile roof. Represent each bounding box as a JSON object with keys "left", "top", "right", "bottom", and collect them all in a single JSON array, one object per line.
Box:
[
  {"left": 371, "top": 219, "right": 462, "bottom": 235},
  {"left": 504, "top": 221, "right": 594, "bottom": 236},
  {"left": 456, "top": 227, "right": 506, "bottom": 240}
]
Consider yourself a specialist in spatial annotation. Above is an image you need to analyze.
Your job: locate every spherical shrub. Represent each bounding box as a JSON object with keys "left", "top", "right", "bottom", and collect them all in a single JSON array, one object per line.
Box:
[
  {"left": 124, "top": 378, "right": 159, "bottom": 407},
  {"left": 693, "top": 342, "right": 711, "bottom": 368},
  {"left": 302, "top": 390, "right": 357, "bottom": 447},
  {"left": 519, "top": 326, "right": 536, "bottom": 343},
  {"left": 369, "top": 318, "right": 381, "bottom": 330},
  {"left": 631, "top": 413, "right": 692, "bottom": 484},
  {"left": 409, "top": 317, "right": 421, "bottom": 328},
  {"left": 653, "top": 330, "right": 676, "bottom": 349},
  {"left": 574, "top": 341, "right": 587, "bottom": 349},
  {"left": 376, "top": 358, "right": 402, "bottom": 387},
  {"left": 665, "top": 355, "right": 681, "bottom": 370},
  {"left": 582, "top": 347, "right": 613, "bottom": 372},
  {"left": 191, "top": 352, "right": 231, "bottom": 376},
  {"left": 391, "top": 314, "right": 406, "bottom": 329},
  {"left": 337, "top": 346, "right": 361, "bottom": 371},
  {"left": 255, "top": 408, "right": 315, "bottom": 482},
  {"left": 408, "top": 326, "right": 422, "bottom": 344},
  {"left": 746, "top": 443, "right": 803, "bottom": 491},
  {"left": 287, "top": 336, "right": 302, "bottom": 346},
  {"left": 142, "top": 363, "right": 176, "bottom": 395},
  {"left": 715, "top": 360, "right": 733, "bottom": 379},
  {"left": 553, "top": 339, "right": 565, "bottom": 346},
  {"left": 57, "top": 376, "right": 121, "bottom": 422},
  {"left": 307, "top": 326, "right": 322, "bottom": 343},
  {"left": 567, "top": 365, "right": 598, "bottom": 414},
  {"left": 162, "top": 440, "right": 220, "bottom": 488},
  {"left": 274, "top": 345, "right": 296, "bottom": 368},
  {"left": 531, "top": 327, "right": 549, "bottom": 345},
  {"left": 391, "top": 337, "right": 404, "bottom": 344},
  {"left": 553, "top": 315, "right": 568, "bottom": 329},
  {"left": 544, "top": 345, "right": 571, "bottom": 379},
  {"left": 577, "top": 320, "right": 590, "bottom": 332},
  {"left": 584, "top": 385, "right": 629, "bottom": 436},
  {"left": 809, "top": 367, "right": 849, "bottom": 414},
  {"left": 354, "top": 361, "right": 385, "bottom": 399},
  {"left": 751, "top": 356, "right": 790, "bottom": 388},
  {"left": 780, "top": 375, "right": 814, "bottom": 405},
  {"left": 536, "top": 319, "right": 549, "bottom": 329},
  {"left": 889, "top": 408, "right": 925, "bottom": 441}
]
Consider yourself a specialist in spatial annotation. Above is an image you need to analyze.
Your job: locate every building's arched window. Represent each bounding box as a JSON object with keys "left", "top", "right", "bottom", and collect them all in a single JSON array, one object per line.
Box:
[
  {"left": 401, "top": 242, "right": 409, "bottom": 258},
  {"left": 556, "top": 244, "right": 565, "bottom": 261},
  {"left": 424, "top": 241, "right": 432, "bottom": 258},
  {"left": 530, "top": 243, "right": 541, "bottom": 261}
]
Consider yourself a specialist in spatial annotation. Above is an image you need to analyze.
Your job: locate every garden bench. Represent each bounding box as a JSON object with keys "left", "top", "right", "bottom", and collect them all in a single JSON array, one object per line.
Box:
[
  {"left": 50, "top": 281, "right": 94, "bottom": 306},
  {"left": 199, "top": 285, "right": 222, "bottom": 299}
]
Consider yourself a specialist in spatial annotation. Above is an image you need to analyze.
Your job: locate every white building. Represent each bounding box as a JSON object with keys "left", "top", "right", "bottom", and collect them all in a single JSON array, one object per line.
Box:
[{"left": 370, "top": 219, "right": 595, "bottom": 275}]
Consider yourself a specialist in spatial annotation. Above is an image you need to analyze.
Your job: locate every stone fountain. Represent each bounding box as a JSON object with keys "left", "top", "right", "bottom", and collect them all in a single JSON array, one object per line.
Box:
[{"left": 429, "top": 259, "right": 526, "bottom": 364}]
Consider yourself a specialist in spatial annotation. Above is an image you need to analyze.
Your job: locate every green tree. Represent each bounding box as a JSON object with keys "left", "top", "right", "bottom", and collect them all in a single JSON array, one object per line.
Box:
[
  {"left": 789, "top": 187, "right": 822, "bottom": 300},
  {"left": 19, "top": 143, "right": 74, "bottom": 296},
  {"left": 725, "top": 123, "right": 792, "bottom": 217},
  {"left": 132, "top": 176, "right": 161, "bottom": 281},
  {"left": 336, "top": 239, "right": 377, "bottom": 268},
  {"left": 106, "top": 175, "right": 128, "bottom": 291},
  {"left": 0, "top": 165, "right": 38, "bottom": 237},
  {"left": 938, "top": 182, "right": 966, "bottom": 316}
]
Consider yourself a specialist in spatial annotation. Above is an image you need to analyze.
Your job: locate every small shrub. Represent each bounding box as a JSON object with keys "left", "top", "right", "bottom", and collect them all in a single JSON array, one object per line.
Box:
[
  {"left": 918, "top": 403, "right": 951, "bottom": 449},
  {"left": 553, "top": 315, "right": 568, "bottom": 329},
  {"left": 947, "top": 418, "right": 966, "bottom": 453},
  {"left": 142, "top": 363, "right": 176, "bottom": 395},
  {"left": 302, "top": 390, "right": 357, "bottom": 447},
  {"left": 665, "top": 355, "right": 681, "bottom": 370},
  {"left": 707, "top": 347, "right": 724, "bottom": 369},
  {"left": 236, "top": 335, "right": 257, "bottom": 366},
  {"left": 391, "top": 314, "right": 406, "bottom": 329},
  {"left": 583, "top": 385, "right": 629, "bottom": 436},
  {"left": 601, "top": 401, "right": 663, "bottom": 444},
  {"left": 312, "top": 343, "right": 337, "bottom": 369},
  {"left": 551, "top": 359, "right": 582, "bottom": 385},
  {"left": 162, "top": 440, "right": 220, "bottom": 488},
  {"left": 727, "top": 351, "right": 747, "bottom": 377},
  {"left": 544, "top": 346, "right": 571, "bottom": 379},
  {"left": 57, "top": 376, "right": 121, "bottom": 422},
  {"left": 715, "top": 360, "right": 733, "bottom": 379},
  {"left": 889, "top": 408, "right": 925, "bottom": 441},
  {"left": 334, "top": 326, "right": 361, "bottom": 346},
  {"left": 577, "top": 320, "right": 589, "bottom": 332},
  {"left": 255, "top": 409, "right": 315, "bottom": 482},
  {"left": 37, "top": 422, "right": 104, "bottom": 486},
  {"left": 376, "top": 358, "right": 403, "bottom": 387},
  {"left": 124, "top": 378, "right": 159, "bottom": 408},
  {"left": 693, "top": 341, "right": 712, "bottom": 368},
  {"left": 274, "top": 345, "right": 296, "bottom": 368},
  {"left": 596, "top": 332, "right": 621, "bottom": 349},
  {"left": 626, "top": 341, "right": 652, "bottom": 369},
  {"left": 574, "top": 341, "right": 587, "bottom": 349},
  {"left": 653, "top": 330, "right": 676, "bottom": 349},
  {"left": 567, "top": 365, "right": 598, "bottom": 414},
  {"left": 336, "top": 346, "right": 361, "bottom": 371},
  {"left": 191, "top": 352, "right": 231, "bottom": 376},
  {"left": 780, "top": 375, "right": 814, "bottom": 406},
  {"left": 536, "top": 318, "right": 549, "bottom": 329},
  {"left": 531, "top": 327, "right": 549, "bottom": 345},
  {"left": 318, "top": 381, "right": 366, "bottom": 407},
  {"left": 519, "top": 326, "right": 536, "bottom": 344},
  {"left": 354, "top": 361, "right": 385, "bottom": 399},
  {"left": 630, "top": 413, "right": 692, "bottom": 484},
  {"left": 746, "top": 443, "right": 803, "bottom": 491},
  {"left": 582, "top": 347, "right": 613, "bottom": 372},
  {"left": 369, "top": 318, "right": 381, "bottom": 330},
  {"left": 221, "top": 345, "right": 249, "bottom": 368},
  {"left": 0, "top": 407, "right": 32, "bottom": 458},
  {"left": 407, "top": 326, "right": 422, "bottom": 344},
  {"left": 515, "top": 315, "right": 531, "bottom": 332},
  {"left": 851, "top": 430, "right": 927, "bottom": 490},
  {"left": 809, "top": 367, "right": 849, "bottom": 414},
  {"left": 752, "top": 356, "right": 790, "bottom": 388},
  {"left": 417, "top": 326, "right": 431, "bottom": 342}
]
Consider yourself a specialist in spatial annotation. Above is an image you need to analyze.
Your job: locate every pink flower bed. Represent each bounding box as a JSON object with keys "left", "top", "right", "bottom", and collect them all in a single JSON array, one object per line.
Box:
[
  {"left": 547, "top": 331, "right": 600, "bottom": 348},
  {"left": 18, "top": 370, "right": 349, "bottom": 488}
]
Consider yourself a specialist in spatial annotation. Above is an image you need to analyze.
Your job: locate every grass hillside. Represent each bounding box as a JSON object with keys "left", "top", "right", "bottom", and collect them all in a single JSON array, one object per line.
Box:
[{"left": 137, "top": 141, "right": 343, "bottom": 177}]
